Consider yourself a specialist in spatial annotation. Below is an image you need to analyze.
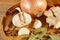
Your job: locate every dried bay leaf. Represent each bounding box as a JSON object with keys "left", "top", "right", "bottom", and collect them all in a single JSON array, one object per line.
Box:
[
  {"left": 28, "top": 27, "right": 47, "bottom": 40},
  {"left": 49, "top": 35, "right": 60, "bottom": 40}
]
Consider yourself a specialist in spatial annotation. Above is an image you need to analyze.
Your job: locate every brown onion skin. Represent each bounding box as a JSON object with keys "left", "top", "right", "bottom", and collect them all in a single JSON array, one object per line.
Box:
[{"left": 20, "top": 0, "right": 47, "bottom": 17}]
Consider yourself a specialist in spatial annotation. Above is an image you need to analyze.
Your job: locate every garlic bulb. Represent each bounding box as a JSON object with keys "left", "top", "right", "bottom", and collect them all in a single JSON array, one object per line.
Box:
[
  {"left": 12, "top": 7, "right": 32, "bottom": 27},
  {"left": 18, "top": 28, "right": 30, "bottom": 36},
  {"left": 33, "top": 19, "right": 42, "bottom": 29},
  {"left": 44, "top": 6, "right": 60, "bottom": 28}
]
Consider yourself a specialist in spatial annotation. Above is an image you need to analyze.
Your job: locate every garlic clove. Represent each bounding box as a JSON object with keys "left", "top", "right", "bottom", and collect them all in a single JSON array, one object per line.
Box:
[
  {"left": 18, "top": 28, "right": 30, "bottom": 36},
  {"left": 12, "top": 13, "right": 32, "bottom": 27},
  {"left": 46, "top": 17, "right": 56, "bottom": 26},
  {"left": 12, "top": 7, "right": 32, "bottom": 27},
  {"left": 54, "top": 21, "right": 60, "bottom": 28},
  {"left": 44, "top": 6, "right": 60, "bottom": 28},
  {"left": 44, "top": 10, "right": 53, "bottom": 17},
  {"left": 23, "top": 12, "right": 32, "bottom": 25},
  {"left": 50, "top": 6, "right": 60, "bottom": 17},
  {"left": 33, "top": 19, "right": 42, "bottom": 29},
  {"left": 12, "top": 14, "right": 24, "bottom": 27}
]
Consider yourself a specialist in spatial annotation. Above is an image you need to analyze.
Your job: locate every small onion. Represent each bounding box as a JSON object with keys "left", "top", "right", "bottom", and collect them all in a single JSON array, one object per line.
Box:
[{"left": 20, "top": 0, "right": 47, "bottom": 17}]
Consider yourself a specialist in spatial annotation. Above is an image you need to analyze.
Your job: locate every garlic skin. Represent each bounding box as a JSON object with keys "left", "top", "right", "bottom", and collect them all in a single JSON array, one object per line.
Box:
[
  {"left": 18, "top": 28, "right": 30, "bottom": 36},
  {"left": 12, "top": 7, "right": 32, "bottom": 27},
  {"left": 44, "top": 6, "right": 60, "bottom": 28},
  {"left": 54, "top": 21, "right": 60, "bottom": 28},
  {"left": 46, "top": 17, "right": 56, "bottom": 26},
  {"left": 33, "top": 19, "right": 42, "bottom": 29},
  {"left": 50, "top": 6, "right": 60, "bottom": 18},
  {"left": 44, "top": 10, "right": 53, "bottom": 17}
]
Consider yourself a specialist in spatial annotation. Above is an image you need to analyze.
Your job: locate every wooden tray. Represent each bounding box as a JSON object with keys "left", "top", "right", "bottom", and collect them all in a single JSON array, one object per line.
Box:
[{"left": 0, "top": 0, "right": 60, "bottom": 40}]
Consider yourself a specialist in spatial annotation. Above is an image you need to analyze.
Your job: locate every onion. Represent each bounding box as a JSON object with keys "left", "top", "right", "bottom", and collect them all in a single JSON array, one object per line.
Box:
[{"left": 20, "top": 0, "right": 47, "bottom": 17}]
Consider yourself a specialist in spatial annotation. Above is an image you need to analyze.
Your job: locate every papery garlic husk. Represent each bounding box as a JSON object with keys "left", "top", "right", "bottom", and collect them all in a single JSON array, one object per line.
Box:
[
  {"left": 50, "top": 6, "right": 60, "bottom": 17},
  {"left": 54, "top": 21, "right": 60, "bottom": 28},
  {"left": 44, "top": 10, "right": 53, "bottom": 17},
  {"left": 46, "top": 17, "right": 56, "bottom": 26},
  {"left": 44, "top": 6, "right": 60, "bottom": 28}
]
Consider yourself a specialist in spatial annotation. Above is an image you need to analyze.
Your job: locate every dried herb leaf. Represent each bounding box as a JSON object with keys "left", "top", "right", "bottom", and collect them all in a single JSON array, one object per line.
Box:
[
  {"left": 49, "top": 35, "right": 60, "bottom": 40},
  {"left": 23, "top": 37, "right": 29, "bottom": 40},
  {"left": 28, "top": 27, "right": 47, "bottom": 40}
]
